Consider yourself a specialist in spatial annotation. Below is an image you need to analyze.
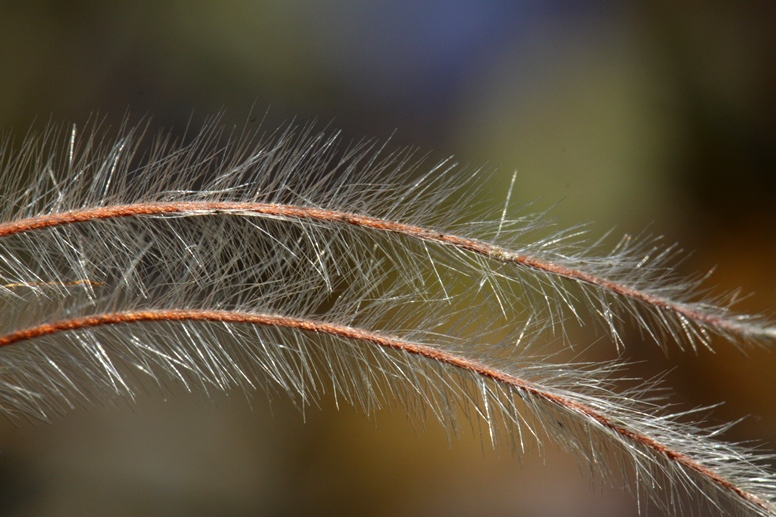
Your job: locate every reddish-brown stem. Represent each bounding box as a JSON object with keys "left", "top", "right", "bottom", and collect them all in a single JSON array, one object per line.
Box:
[
  {"left": 0, "top": 202, "right": 762, "bottom": 340},
  {"left": 0, "top": 308, "right": 768, "bottom": 512}
]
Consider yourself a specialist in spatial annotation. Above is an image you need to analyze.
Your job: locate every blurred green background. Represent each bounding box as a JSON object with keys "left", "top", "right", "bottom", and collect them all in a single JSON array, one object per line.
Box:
[{"left": 0, "top": 1, "right": 774, "bottom": 516}]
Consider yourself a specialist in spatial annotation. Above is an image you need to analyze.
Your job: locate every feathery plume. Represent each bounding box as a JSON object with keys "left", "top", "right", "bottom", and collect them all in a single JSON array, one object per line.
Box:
[{"left": 0, "top": 116, "right": 773, "bottom": 515}]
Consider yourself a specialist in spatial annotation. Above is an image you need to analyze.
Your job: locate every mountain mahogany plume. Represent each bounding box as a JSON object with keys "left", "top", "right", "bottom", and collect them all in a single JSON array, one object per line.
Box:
[{"left": 0, "top": 116, "right": 774, "bottom": 516}]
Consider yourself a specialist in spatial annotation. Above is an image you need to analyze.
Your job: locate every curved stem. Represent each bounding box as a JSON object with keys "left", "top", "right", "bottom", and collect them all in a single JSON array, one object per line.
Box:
[
  {"left": 0, "top": 202, "right": 769, "bottom": 341},
  {"left": 0, "top": 308, "right": 769, "bottom": 513}
]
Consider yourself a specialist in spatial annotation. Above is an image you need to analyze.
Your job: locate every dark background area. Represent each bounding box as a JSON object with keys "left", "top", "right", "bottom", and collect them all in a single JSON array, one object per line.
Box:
[{"left": 0, "top": 2, "right": 774, "bottom": 515}]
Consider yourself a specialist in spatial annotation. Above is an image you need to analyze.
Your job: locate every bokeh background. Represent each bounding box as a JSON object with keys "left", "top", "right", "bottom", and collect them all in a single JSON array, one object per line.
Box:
[{"left": 1, "top": 2, "right": 775, "bottom": 516}]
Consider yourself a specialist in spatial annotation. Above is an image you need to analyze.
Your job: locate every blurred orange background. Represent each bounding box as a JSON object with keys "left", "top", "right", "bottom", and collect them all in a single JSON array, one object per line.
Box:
[{"left": 0, "top": 2, "right": 774, "bottom": 516}]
